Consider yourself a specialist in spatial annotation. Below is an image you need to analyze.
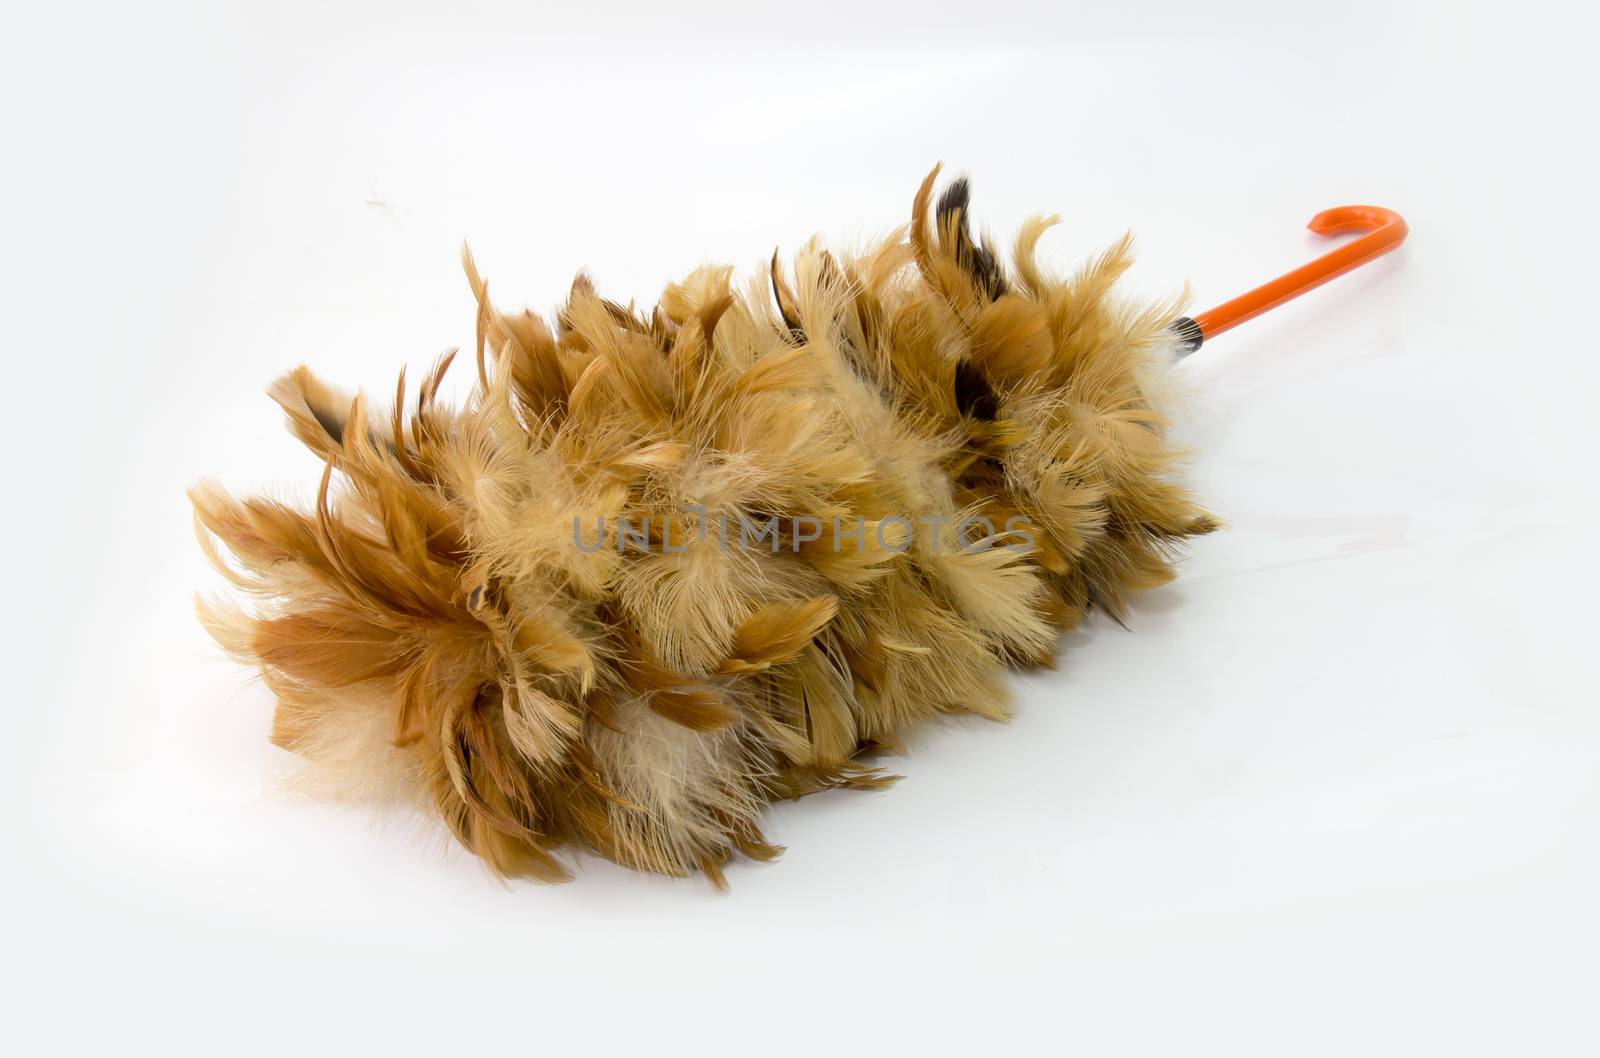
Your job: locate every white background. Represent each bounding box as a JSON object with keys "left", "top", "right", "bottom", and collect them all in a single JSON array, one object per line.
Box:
[{"left": 3, "top": 1, "right": 1596, "bottom": 1053}]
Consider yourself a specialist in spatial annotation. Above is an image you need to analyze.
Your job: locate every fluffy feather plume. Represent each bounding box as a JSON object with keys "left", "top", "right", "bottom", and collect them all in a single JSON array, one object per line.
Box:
[{"left": 193, "top": 167, "right": 1215, "bottom": 885}]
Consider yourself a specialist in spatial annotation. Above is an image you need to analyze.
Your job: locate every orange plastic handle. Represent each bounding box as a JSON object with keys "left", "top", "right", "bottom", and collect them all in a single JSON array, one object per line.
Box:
[{"left": 1191, "top": 205, "right": 1408, "bottom": 341}]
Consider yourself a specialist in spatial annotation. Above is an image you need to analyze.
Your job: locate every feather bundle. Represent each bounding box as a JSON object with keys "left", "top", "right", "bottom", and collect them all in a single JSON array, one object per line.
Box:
[{"left": 193, "top": 168, "right": 1216, "bottom": 884}]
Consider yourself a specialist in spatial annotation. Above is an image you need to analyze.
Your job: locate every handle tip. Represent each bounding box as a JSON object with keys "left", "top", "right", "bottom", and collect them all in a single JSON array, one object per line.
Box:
[{"left": 1307, "top": 205, "right": 1408, "bottom": 241}]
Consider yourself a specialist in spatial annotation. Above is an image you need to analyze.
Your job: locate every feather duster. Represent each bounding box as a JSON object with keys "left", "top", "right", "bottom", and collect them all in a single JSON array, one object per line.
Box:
[{"left": 193, "top": 165, "right": 1225, "bottom": 885}]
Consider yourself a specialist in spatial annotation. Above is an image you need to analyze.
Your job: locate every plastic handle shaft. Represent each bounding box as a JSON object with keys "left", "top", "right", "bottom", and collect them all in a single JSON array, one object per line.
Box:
[{"left": 1192, "top": 205, "right": 1408, "bottom": 341}]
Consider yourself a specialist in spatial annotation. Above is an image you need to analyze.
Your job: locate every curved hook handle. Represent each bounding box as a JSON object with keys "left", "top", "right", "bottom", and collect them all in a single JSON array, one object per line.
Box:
[{"left": 1174, "top": 205, "right": 1407, "bottom": 352}]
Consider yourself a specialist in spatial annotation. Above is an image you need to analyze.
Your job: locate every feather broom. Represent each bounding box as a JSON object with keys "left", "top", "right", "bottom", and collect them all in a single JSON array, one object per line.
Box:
[{"left": 193, "top": 166, "right": 1404, "bottom": 884}]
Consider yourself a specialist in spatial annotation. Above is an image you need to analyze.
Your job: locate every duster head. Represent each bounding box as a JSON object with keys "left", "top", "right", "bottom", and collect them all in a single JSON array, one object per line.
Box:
[{"left": 193, "top": 168, "right": 1215, "bottom": 884}]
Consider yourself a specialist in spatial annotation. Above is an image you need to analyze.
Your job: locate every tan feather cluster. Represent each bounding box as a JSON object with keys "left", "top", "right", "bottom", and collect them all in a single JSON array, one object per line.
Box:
[{"left": 193, "top": 168, "right": 1216, "bottom": 885}]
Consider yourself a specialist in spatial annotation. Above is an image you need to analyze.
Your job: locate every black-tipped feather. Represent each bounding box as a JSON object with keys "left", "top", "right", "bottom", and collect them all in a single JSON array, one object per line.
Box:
[{"left": 936, "top": 177, "right": 1008, "bottom": 301}]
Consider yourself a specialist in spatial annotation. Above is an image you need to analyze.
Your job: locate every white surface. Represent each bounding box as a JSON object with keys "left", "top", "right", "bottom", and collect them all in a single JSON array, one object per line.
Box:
[{"left": 3, "top": 1, "right": 1596, "bottom": 1053}]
